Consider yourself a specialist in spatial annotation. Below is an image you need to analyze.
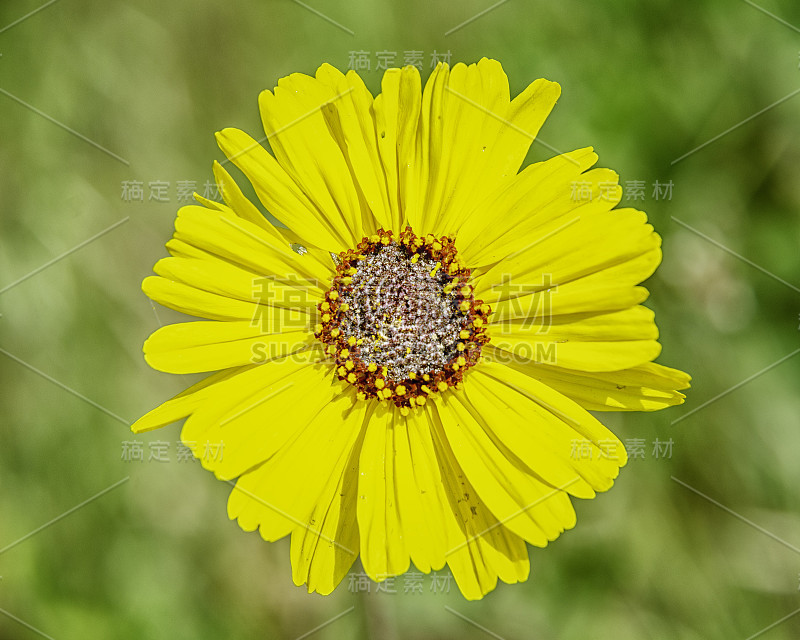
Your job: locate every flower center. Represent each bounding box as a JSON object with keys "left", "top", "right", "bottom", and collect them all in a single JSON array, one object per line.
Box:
[{"left": 315, "top": 227, "right": 491, "bottom": 411}]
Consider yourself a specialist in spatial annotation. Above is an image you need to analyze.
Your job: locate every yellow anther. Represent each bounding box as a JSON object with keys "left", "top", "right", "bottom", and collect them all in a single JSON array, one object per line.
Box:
[
  {"left": 409, "top": 371, "right": 417, "bottom": 380},
  {"left": 367, "top": 362, "right": 377, "bottom": 372},
  {"left": 314, "top": 323, "right": 323, "bottom": 333},
  {"left": 410, "top": 253, "right": 420, "bottom": 264},
  {"left": 400, "top": 407, "right": 410, "bottom": 416},
  {"left": 437, "top": 381, "right": 448, "bottom": 392},
  {"left": 422, "top": 373, "right": 430, "bottom": 381},
  {"left": 452, "top": 364, "right": 460, "bottom": 371},
  {"left": 340, "top": 277, "right": 352, "bottom": 286},
  {"left": 459, "top": 300, "right": 471, "bottom": 312},
  {"left": 340, "top": 303, "right": 350, "bottom": 312},
  {"left": 416, "top": 395, "right": 427, "bottom": 406},
  {"left": 443, "top": 282, "right": 455, "bottom": 293},
  {"left": 425, "top": 234, "right": 435, "bottom": 245},
  {"left": 345, "top": 360, "right": 355, "bottom": 370},
  {"left": 460, "top": 286, "right": 472, "bottom": 296},
  {"left": 347, "top": 336, "right": 357, "bottom": 346},
  {"left": 329, "top": 291, "right": 339, "bottom": 301},
  {"left": 420, "top": 385, "right": 432, "bottom": 395},
  {"left": 357, "top": 338, "right": 364, "bottom": 345},
  {"left": 347, "top": 372, "right": 357, "bottom": 383},
  {"left": 432, "top": 241, "right": 442, "bottom": 251},
  {"left": 382, "top": 388, "right": 393, "bottom": 399},
  {"left": 473, "top": 317, "right": 484, "bottom": 328},
  {"left": 370, "top": 234, "right": 380, "bottom": 243},
  {"left": 327, "top": 345, "right": 337, "bottom": 355},
  {"left": 457, "top": 356, "right": 466, "bottom": 367},
  {"left": 395, "top": 385, "right": 407, "bottom": 396},
  {"left": 337, "top": 366, "right": 347, "bottom": 376},
  {"left": 457, "top": 342, "right": 465, "bottom": 351},
  {"left": 480, "top": 304, "right": 491, "bottom": 315},
  {"left": 322, "top": 313, "right": 331, "bottom": 323},
  {"left": 381, "top": 366, "right": 388, "bottom": 376},
  {"left": 346, "top": 267, "right": 357, "bottom": 275},
  {"left": 459, "top": 329, "right": 470, "bottom": 339},
  {"left": 430, "top": 262, "right": 441, "bottom": 277},
  {"left": 321, "top": 301, "right": 330, "bottom": 311},
  {"left": 330, "top": 328, "right": 340, "bottom": 338},
  {"left": 340, "top": 348, "right": 350, "bottom": 358},
  {"left": 375, "top": 378, "right": 386, "bottom": 389},
  {"left": 356, "top": 391, "right": 367, "bottom": 400},
  {"left": 447, "top": 262, "right": 459, "bottom": 275}
]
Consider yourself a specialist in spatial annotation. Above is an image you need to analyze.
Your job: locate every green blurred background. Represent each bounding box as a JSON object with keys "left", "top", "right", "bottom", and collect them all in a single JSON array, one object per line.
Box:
[{"left": 2, "top": 0, "right": 800, "bottom": 638}]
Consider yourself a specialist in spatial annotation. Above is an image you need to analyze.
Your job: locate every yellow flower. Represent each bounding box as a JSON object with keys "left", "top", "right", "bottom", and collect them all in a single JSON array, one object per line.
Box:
[{"left": 132, "top": 58, "right": 690, "bottom": 599}]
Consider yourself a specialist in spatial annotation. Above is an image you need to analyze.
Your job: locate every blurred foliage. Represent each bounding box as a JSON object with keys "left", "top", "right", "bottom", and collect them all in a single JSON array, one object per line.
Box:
[{"left": 1, "top": 0, "right": 800, "bottom": 638}]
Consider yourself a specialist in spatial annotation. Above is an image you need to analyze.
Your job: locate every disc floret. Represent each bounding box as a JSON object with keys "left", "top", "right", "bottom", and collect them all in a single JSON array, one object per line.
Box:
[{"left": 315, "top": 227, "right": 491, "bottom": 411}]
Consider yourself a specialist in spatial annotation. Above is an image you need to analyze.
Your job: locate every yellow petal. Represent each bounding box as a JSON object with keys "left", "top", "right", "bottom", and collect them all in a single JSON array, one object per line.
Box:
[
  {"left": 273, "top": 226, "right": 338, "bottom": 276},
  {"left": 489, "top": 285, "right": 652, "bottom": 327},
  {"left": 216, "top": 127, "right": 351, "bottom": 252},
  {"left": 154, "top": 253, "right": 321, "bottom": 313},
  {"left": 291, "top": 405, "right": 368, "bottom": 595},
  {"left": 357, "top": 403, "right": 411, "bottom": 580},
  {"left": 402, "top": 63, "right": 448, "bottom": 232},
  {"left": 173, "top": 204, "right": 330, "bottom": 287},
  {"left": 501, "top": 359, "right": 691, "bottom": 411},
  {"left": 314, "top": 65, "right": 389, "bottom": 234},
  {"left": 392, "top": 408, "right": 449, "bottom": 573},
  {"left": 374, "top": 66, "right": 422, "bottom": 231},
  {"left": 259, "top": 71, "right": 363, "bottom": 242},
  {"left": 488, "top": 305, "right": 662, "bottom": 373},
  {"left": 211, "top": 160, "right": 275, "bottom": 233},
  {"left": 143, "top": 320, "right": 313, "bottom": 374},
  {"left": 455, "top": 147, "right": 598, "bottom": 262},
  {"left": 472, "top": 361, "right": 628, "bottom": 484},
  {"left": 490, "top": 338, "right": 661, "bottom": 372},
  {"left": 227, "top": 389, "right": 366, "bottom": 543},
  {"left": 428, "top": 59, "right": 561, "bottom": 238},
  {"left": 475, "top": 208, "right": 657, "bottom": 300},
  {"left": 462, "top": 365, "right": 625, "bottom": 496},
  {"left": 130, "top": 366, "right": 252, "bottom": 433},
  {"left": 143, "top": 276, "right": 262, "bottom": 322},
  {"left": 492, "top": 305, "right": 658, "bottom": 341},
  {"left": 179, "top": 351, "right": 338, "bottom": 480},
  {"left": 433, "top": 393, "right": 576, "bottom": 547},
  {"left": 425, "top": 404, "right": 529, "bottom": 599}
]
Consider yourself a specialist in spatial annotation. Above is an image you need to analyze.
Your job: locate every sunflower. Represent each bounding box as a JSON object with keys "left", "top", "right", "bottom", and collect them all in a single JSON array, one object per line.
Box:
[{"left": 132, "top": 58, "right": 690, "bottom": 600}]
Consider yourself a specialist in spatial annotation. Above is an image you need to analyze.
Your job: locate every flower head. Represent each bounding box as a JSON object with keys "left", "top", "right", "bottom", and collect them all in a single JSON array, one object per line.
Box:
[{"left": 132, "top": 58, "right": 690, "bottom": 599}]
